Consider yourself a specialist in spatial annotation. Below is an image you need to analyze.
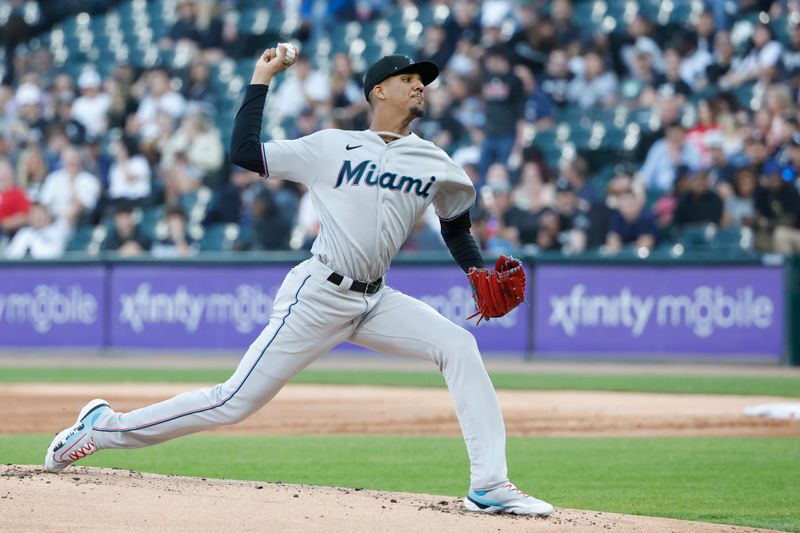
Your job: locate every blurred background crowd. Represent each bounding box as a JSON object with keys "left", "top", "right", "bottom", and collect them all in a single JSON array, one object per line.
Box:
[{"left": 1, "top": 0, "right": 800, "bottom": 260}]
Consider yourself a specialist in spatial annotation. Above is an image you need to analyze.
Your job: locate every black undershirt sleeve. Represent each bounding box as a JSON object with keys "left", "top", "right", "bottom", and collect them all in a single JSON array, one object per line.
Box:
[
  {"left": 230, "top": 84, "right": 269, "bottom": 175},
  {"left": 439, "top": 211, "right": 486, "bottom": 273}
]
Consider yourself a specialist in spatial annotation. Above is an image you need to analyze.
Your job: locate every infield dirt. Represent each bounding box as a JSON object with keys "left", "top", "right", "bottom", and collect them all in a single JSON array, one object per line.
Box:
[
  {"left": 0, "top": 465, "right": 779, "bottom": 533},
  {"left": 2, "top": 383, "right": 798, "bottom": 437}
]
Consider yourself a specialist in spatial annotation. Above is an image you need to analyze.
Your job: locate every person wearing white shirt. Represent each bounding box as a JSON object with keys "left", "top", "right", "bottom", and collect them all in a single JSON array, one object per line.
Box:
[
  {"left": 108, "top": 137, "right": 152, "bottom": 202},
  {"left": 133, "top": 67, "right": 187, "bottom": 136},
  {"left": 272, "top": 56, "right": 330, "bottom": 120},
  {"left": 71, "top": 70, "right": 111, "bottom": 136},
  {"left": 39, "top": 147, "right": 101, "bottom": 227},
  {"left": 4, "top": 202, "right": 69, "bottom": 259},
  {"left": 638, "top": 122, "right": 702, "bottom": 192},
  {"left": 722, "top": 23, "right": 783, "bottom": 88}
]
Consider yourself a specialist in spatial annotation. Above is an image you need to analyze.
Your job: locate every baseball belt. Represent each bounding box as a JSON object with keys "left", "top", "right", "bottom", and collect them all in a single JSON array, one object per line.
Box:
[{"left": 326, "top": 272, "right": 383, "bottom": 295}]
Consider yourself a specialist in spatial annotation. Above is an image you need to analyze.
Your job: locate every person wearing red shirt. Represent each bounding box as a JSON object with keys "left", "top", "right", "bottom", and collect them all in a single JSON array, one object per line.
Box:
[{"left": 0, "top": 157, "right": 30, "bottom": 237}]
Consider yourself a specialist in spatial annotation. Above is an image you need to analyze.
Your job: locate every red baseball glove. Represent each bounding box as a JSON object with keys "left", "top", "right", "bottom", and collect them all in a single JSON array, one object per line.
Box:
[{"left": 467, "top": 255, "right": 526, "bottom": 324}]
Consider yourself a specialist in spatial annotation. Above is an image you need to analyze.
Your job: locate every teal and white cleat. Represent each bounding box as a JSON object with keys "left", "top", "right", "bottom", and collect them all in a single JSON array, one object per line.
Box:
[
  {"left": 464, "top": 481, "right": 554, "bottom": 516},
  {"left": 44, "top": 399, "right": 111, "bottom": 473}
]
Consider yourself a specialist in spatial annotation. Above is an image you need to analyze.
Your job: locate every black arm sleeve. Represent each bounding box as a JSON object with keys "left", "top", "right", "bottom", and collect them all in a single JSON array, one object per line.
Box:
[
  {"left": 230, "top": 84, "right": 269, "bottom": 174},
  {"left": 440, "top": 211, "right": 486, "bottom": 273}
]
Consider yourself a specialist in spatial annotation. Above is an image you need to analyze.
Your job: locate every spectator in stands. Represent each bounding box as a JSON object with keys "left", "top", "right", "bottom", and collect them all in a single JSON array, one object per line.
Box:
[
  {"left": 3, "top": 202, "right": 68, "bottom": 259},
  {"left": 763, "top": 85, "right": 794, "bottom": 150},
  {"left": 444, "top": 0, "right": 481, "bottom": 51},
  {"left": 534, "top": 207, "right": 562, "bottom": 251},
  {"left": 566, "top": 50, "right": 619, "bottom": 109},
  {"left": 560, "top": 157, "right": 598, "bottom": 209},
  {"left": 402, "top": 216, "right": 447, "bottom": 252},
  {"left": 417, "top": 87, "right": 465, "bottom": 153},
  {"left": 161, "top": 111, "right": 224, "bottom": 204},
  {"left": 130, "top": 67, "right": 187, "bottom": 138},
  {"left": 587, "top": 173, "right": 633, "bottom": 249},
  {"left": 655, "top": 48, "right": 692, "bottom": 104},
  {"left": 722, "top": 166, "right": 758, "bottom": 229},
  {"left": 101, "top": 201, "right": 152, "bottom": 256},
  {"left": 553, "top": 178, "right": 590, "bottom": 253},
  {"left": 329, "top": 52, "right": 368, "bottom": 131},
  {"left": 160, "top": 0, "right": 202, "bottom": 48},
  {"left": 273, "top": 56, "right": 331, "bottom": 121},
  {"left": 514, "top": 64, "right": 555, "bottom": 131},
  {"left": 12, "top": 82, "right": 49, "bottom": 145},
  {"left": 286, "top": 107, "right": 319, "bottom": 141},
  {"left": 702, "top": 31, "right": 735, "bottom": 87},
  {"left": 83, "top": 135, "right": 113, "bottom": 191},
  {"left": 477, "top": 46, "right": 525, "bottom": 180},
  {"left": 106, "top": 70, "right": 136, "bottom": 131},
  {"left": 780, "top": 24, "right": 800, "bottom": 85},
  {"left": 743, "top": 132, "right": 772, "bottom": 177},
  {"left": 693, "top": 10, "right": 717, "bottom": 57},
  {"left": 71, "top": 70, "right": 110, "bottom": 137},
  {"left": 673, "top": 169, "right": 724, "bottom": 229},
  {"left": 721, "top": 23, "right": 782, "bottom": 89},
  {"left": 417, "top": 26, "right": 455, "bottom": 71},
  {"left": 605, "top": 188, "right": 657, "bottom": 253},
  {"left": 638, "top": 121, "right": 702, "bottom": 192},
  {"left": 15, "top": 142, "right": 48, "bottom": 201},
  {"left": 107, "top": 136, "right": 152, "bottom": 207},
  {"left": 620, "top": 45, "right": 660, "bottom": 107},
  {"left": 249, "top": 188, "right": 293, "bottom": 251},
  {"left": 756, "top": 169, "right": 800, "bottom": 253},
  {"left": 470, "top": 206, "right": 515, "bottom": 254},
  {"left": 504, "top": 162, "right": 551, "bottom": 246},
  {"left": 182, "top": 59, "right": 217, "bottom": 115},
  {"left": 206, "top": 165, "right": 261, "bottom": 230},
  {"left": 151, "top": 206, "right": 196, "bottom": 257},
  {"left": 686, "top": 98, "right": 721, "bottom": 165},
  {"left": 705, "top": 131, "right": 737, "bottom": 194},
  {"left": 618, "top": 14, "right": 664, "bottom": 77},
  {"left": 0, "top": 157, "right": 30, "bottom": 237},
  {"left": 39, "top": 146, "right": 100, "bottom": 227},
  {"left": 512, "top": 160, "right": 554, "bottom": 213},
  {"left": 506, "top": 5, "right": 552, "bottom": 76},
  {"left": 540, "top": 48, "right": 573, "bottom": 109},
  {"left": 550, "top": 0, "right": 582, "bottom": 48},
  {"left": 775, "top": 133, "right": 800, "bottom": 186},
  {"left": 51, "top": 95, "right": 87, "bottom": 146}
]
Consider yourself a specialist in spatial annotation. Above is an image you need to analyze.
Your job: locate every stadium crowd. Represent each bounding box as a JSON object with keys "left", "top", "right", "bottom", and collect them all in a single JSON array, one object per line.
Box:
[{"left": 1, "top": 0, "right": 800, "bottom": 259}]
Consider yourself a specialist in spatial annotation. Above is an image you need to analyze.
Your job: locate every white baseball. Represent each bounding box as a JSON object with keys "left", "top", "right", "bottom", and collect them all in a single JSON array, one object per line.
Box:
[{"left": 278, "top": 43, "right": 297, "bottom": 66}]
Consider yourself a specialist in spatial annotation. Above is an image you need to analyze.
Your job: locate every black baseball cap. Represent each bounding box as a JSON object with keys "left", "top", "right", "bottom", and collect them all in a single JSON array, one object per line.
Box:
[{"left": 363, "top": 55, "right": 439, "bottom": 100}]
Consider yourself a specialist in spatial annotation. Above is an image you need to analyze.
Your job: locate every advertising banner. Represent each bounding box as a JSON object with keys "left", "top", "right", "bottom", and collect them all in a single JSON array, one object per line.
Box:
[
  {"left": 109, "top": 265, "right": 287, "bottom": 349},
  {"left": 109, "top": 264, "right": 528, "bottom": 353},
  {"left": 534, "top": 265, "right": 784, "bottom": 359},
  {"left": 0, "top": 266, "right": 105, "bottom": 347}
]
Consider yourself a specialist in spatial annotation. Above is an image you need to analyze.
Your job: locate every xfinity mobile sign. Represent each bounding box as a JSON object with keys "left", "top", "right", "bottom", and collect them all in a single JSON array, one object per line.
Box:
[
  {"left": 534, "top": 265, "right": 783, "bottom": 358},
  {"left": 0, "top": 266, "right": 105, "bottom": 347},
  {"left": 109, "top": 264, "right": 527, "bottom": 352}
]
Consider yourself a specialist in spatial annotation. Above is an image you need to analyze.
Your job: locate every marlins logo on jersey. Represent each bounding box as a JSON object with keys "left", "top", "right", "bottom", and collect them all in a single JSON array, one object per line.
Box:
[{"left": 335, "top": 159, "right": 436, "bottom": 197}]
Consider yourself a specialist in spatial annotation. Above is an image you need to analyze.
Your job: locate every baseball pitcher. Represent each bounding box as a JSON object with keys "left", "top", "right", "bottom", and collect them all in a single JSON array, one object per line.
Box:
[{"left": 44, "top": 44, "right": 552, "bottom": 516}]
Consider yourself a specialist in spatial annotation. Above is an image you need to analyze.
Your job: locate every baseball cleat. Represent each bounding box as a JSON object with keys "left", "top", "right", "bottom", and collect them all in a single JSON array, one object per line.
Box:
[
  {"left": 44, "top": 399, "right": 111, "bottom": 473},
  {"left": 464, "top": 481, "right": 554, "bottom": 516}
]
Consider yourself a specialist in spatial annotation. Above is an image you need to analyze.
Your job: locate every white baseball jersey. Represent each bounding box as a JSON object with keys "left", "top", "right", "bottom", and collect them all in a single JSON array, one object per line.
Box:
[
  {"left": 260, "top": 130, "right": 475, "bottom": 281},
  {"left": 86, "top": 128, "right": 510, "bottom": 494}
]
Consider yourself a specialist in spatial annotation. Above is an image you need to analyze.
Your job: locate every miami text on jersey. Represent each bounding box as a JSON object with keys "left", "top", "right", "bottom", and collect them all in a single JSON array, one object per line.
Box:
[{"left": 335, "top": 159, "right": 436, "bottom": 197}]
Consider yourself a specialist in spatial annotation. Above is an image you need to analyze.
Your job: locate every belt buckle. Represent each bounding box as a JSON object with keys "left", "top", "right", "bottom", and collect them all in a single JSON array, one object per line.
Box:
[{"left": 367, "top": 277, "right": 382, "bottom": 295}]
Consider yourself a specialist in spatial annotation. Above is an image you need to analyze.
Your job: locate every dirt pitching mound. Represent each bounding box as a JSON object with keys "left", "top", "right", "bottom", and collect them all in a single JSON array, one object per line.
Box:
[{"left": 0, "top": 466, "right": 774, "bottom": 533}]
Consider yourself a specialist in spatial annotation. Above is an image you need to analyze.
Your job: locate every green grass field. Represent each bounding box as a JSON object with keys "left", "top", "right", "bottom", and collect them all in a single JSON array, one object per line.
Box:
[
  {"left": 4, "top": 366, "right": 800, "bottom": 531},
  {"left": 2, "top": 366, "right": 800, "bottom": 397},
  {"left": 4, "top": 435, "right": 798, "bottom": 531}
]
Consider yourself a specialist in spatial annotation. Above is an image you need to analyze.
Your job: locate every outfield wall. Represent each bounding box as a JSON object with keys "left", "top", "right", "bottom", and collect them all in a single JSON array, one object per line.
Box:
[{"left": 0, "top": 253, "right": 794, "bottom": 363}]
